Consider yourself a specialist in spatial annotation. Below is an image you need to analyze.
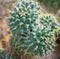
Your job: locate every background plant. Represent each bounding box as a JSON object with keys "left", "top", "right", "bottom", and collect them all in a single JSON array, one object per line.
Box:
[{"left": 38, "top": 0, "right": 60, "bottom": 11}]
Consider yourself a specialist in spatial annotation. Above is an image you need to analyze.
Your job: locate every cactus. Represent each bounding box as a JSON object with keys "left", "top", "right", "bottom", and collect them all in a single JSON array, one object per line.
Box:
[
  {"left": 40, "top": 15, "right": 58, "bottom": 31},
  {"left": 8, "top": 0, "right": 58, "bottom": 57},
  {"left": 0, "top": 50, "right": 17, "bottom": 59},
  {"left": 53, "top": 28, "right": 60, "bottom": 44},
  {"left": 40, "top": 15, "right": 60, "bottom": 45}
]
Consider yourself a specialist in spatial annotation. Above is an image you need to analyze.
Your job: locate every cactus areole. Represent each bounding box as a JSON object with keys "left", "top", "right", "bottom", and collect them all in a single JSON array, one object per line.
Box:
[{"left": 8, "top": 0, "right": 58, "bottom": 56}]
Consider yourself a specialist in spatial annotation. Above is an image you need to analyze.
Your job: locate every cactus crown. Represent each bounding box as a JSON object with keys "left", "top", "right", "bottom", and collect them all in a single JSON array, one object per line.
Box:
[
  {"left": 9, "top": 0, "right": 40, "bottom": 35},
  {"left": 8, "top": 0, "right": 58, "bottom": 56}
]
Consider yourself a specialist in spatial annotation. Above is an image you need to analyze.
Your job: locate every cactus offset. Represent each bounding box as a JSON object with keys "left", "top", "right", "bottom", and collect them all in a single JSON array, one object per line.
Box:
[{"left": 40, "top": 15, "right": 59, "bottom": 30}]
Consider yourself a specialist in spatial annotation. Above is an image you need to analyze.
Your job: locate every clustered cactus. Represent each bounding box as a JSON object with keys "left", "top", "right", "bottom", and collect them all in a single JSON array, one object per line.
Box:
[{"left": 8, "top": 0, "right": 59, "bottom": 57}]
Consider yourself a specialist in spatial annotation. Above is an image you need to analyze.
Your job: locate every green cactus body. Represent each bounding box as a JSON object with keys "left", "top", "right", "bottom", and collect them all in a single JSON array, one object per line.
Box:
[
  {"left": 8, "top": 0, "right": 58, "bottom": 56},
  {"left": 53, "top": 28, "right": 60, "bottom": 44},
  {"left": 40, "top": 15, "right": 58, "bottom": 31},
  {"left": 54, "top": 28, "right": 60, "bottom": 36},
  {"left": 0, "top": 50, "right": 16, "bottom": 59}
]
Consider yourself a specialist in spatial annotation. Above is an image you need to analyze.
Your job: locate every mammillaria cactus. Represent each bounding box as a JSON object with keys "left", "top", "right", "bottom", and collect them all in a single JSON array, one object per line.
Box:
[
  {"left": 53, "top": 28, "right": 60, "bottom": 44},
  {"left": 40, "top": 15, "right": 59, "bottom": 31},
  {"left": 9, "top": 0, "right": 41, "bottom": 56},
  {"left": 8, "top": 0, "right": 59, "bottom": 57},
  {"left": 0, "top": 50, "right": 4, "bottom": 58},
  {"left": 0, "top": 50, "right": 16, "bottom": 59}
]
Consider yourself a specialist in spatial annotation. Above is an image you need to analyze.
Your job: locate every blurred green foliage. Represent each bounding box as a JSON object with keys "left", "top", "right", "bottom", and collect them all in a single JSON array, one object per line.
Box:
[
  {"left": 0, "top": 50, "right": 16, "bottom": 59},
  {"left": 39, "top": 0, "right": 60, "bottom": 10},
  {"left": 57, "top": 12, "right": 60, "bottom": 20}
]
